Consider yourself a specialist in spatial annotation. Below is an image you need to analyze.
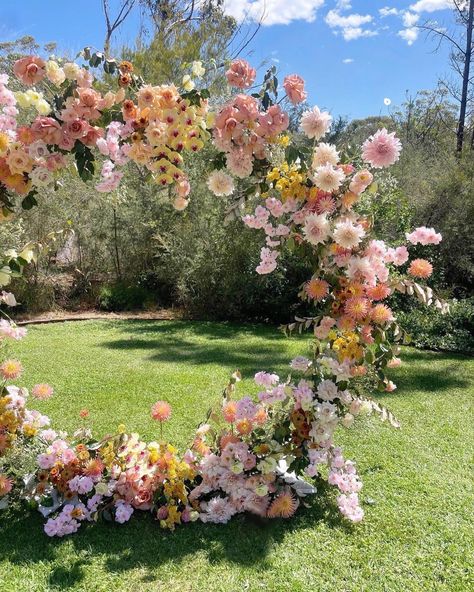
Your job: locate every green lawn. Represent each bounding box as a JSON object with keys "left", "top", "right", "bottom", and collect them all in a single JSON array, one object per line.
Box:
[{"left": 1, "top": 320, "right": 473, "bottom": 592}]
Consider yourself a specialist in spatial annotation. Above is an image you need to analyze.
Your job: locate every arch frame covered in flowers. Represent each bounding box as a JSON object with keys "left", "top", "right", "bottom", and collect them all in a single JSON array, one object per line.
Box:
[{"left": 0, "top": 50, "right": 446, "bottom": 534}]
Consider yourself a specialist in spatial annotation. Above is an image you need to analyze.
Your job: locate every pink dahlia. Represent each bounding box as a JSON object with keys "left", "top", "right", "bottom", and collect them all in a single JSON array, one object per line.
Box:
[
  {"left": 32, "top": 383, "right": 54, "bottom": 400},
  {"left": 300, "top": 106, "right": 332, "bottom": 140},
  {"left": 151, "top": 400, "right": 172, "bottom": 422},
  {"left": 362, "top": 128, "right": 401, "bottom": 168},
  {"left": 408, "top": 258, "right": 433, "bottom": 279}
]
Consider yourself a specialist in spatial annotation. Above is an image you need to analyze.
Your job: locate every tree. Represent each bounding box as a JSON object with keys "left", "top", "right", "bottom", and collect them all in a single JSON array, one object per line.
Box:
[
  {"left": 419, "top": 0, "right": 474, "bottom": 152},
  {"left": 102, "top": 0, "right": 137, "bottom": 58}
]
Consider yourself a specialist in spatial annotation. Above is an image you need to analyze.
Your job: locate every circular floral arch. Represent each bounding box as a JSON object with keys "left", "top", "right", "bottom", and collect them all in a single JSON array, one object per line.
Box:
[{"left": 0, "top": 51, "right": 446, "bottom": 534}]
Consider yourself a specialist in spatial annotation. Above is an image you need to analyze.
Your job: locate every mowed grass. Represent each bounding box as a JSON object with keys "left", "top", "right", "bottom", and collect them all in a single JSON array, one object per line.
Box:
[{"left": 0, "top": 319, "right": 473, "bottom": 592}]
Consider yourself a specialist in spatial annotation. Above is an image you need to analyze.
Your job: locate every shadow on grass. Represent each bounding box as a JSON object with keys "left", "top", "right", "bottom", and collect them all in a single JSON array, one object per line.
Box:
[
  {"left": 0, "top": 488, "right": 349, "bottom": 588},
  {"left": 98, "top": 320, "right": 310, "bottom": 375},
  {"left": 391, "top": 349, "right": 473, "bottom": 395}
]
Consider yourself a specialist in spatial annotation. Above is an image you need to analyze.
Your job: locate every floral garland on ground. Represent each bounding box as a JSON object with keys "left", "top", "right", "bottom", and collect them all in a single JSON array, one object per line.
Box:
[{"left": 0, "top": 52, "right": 446, "bottom": 534}]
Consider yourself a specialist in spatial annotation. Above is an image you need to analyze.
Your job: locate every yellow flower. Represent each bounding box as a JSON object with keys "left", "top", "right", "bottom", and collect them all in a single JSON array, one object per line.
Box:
[
  {"left": 182, "top": 75, "right": 195, "bottom": 92},
  {"left": 278, "top": 135, "right": 290, "bottom": 147},
  {"left": 117, "top": 424, "right": 126, "bottom": 434},
  {"left": 0, "top": 132, "right": 9, "bottom": 155},
  {"left": 191, "top": 61, "right": 205, "bottom": 78}
]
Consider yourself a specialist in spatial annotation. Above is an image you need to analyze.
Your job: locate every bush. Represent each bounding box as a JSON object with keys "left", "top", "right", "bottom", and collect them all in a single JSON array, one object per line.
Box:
[
  {"left": 97, "top": 283, "right": 154, "bottom": 312},
  {"left": 396, "top": 298, "right": 474, "bottom": 354}
]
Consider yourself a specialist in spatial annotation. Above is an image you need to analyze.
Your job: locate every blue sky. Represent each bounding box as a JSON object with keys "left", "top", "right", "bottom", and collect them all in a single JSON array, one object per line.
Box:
[{"left": 0, "top": 0, "right": 457, "bottom": 119}]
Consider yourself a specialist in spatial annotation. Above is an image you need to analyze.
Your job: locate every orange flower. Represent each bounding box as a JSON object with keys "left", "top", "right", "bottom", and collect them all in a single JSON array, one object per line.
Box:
[
  {"left": 0, "top": 473, "right": 13, "bottom": 496},
  {"left": 366, "top": 283, "right": 391, "bottom": 300},
  {"left": 0, "top": 359, "right": 23, "bottom": 380},
  {"left": 305, "top": 278, "right": 329, "bottom": 301},
  {"left": 371, "top": 303, "right": 394, "bottom": 324},
  {"left": 408, "top": 258, "right": 433, "bottom": 279},
  {"left": 151, "top": 401, "right": 172, "bottom": 422},
  {"left": 267, "top": 490, "right": 298, "bottom": 518},
  {"left": 344, "top": 297, "right": 370, "bottom": 321},
  {"left": 236, "top": 418, "right": 253, "bottom": 435},
  {"left": 119, "top": 60, "right": 134, "bottom": 74},
  {"left": 222, "top": 400, "right": 237, "bottom": 423}
]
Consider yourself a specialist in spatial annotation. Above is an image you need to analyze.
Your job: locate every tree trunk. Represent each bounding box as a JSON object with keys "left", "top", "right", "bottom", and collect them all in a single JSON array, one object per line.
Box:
[{"left": 456, "top": 0, "right": 474, "bottom": 153}]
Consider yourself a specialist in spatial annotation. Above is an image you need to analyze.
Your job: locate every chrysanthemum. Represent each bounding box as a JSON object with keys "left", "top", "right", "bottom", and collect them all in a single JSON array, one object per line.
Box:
[
  {"left": 0, "top": 359, "right": 23, "bottom": 380},
  {"left": 0, "top": 473, "right": 13, "bottom": 496},
  {"left": 31, "top": 383, "right": 54, "bottom": 400},
  {"left": 312, "top": 143, "right": 339, "bottom": 168},
  {"left": 222, "top": 400, "right": 237, "bottom": 423},
  {"left": 333, "top": 220, "right": 366, "bottom": 249},
  {"left": 300, "top": 106, "right": 332, "bottom": 140},
  {"left": 362, "top": 128, "right": 401, "bottom": 168},
  {"left": 313, "top": 164, "right": 345, "bottom": 193},
  {"left": 408, "top": 258, "right": 433, "bottom": 279},
  {"left": 206, "top": 169, "right": 235, "bottom": 196},
  {"left": 151, "top": 400, "right": 172, "bottom": 422},
  {"left": 344, "top": 297, "right": 370, "bottom": 321},
  {"left": 83, "top": 458, "right": 105, "bottom": 478},
  {"left": 371, "top": 303, "right": 394, "bottom": 324},
  {"left": 236, "top": 418, "right": 253, "bottom": 435},
  {"left": 303, "top": 213, "right": 331, "bottom": 245},
  {"left": 305, "top": 278, "right": 329, "bottom": 301},
  {"left": 366, "top": 283, "right": 391, "bottom": 300},
  {"left": 267, "top": 490, "right": 298, "bottom": 518},
  {"left": 315, "top": 194, "right": 336, "bottom": 215}
]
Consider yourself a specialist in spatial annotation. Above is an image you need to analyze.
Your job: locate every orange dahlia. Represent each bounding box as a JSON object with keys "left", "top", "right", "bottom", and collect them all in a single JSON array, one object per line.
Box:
[
  {"left": 151, "top": 401, "right": 172, "bottom": 422},
  {"left": 305, "top": 278, "right": 329, "bottom": 301},
  {"left": 267, "top": 490, "right": 298, "bottom": 519},
  {"left": 344, "top": 297, "right": 370, "bottom": 321},
  {"left": 408, "top": 258, "right": 433, "bottom": 279}
]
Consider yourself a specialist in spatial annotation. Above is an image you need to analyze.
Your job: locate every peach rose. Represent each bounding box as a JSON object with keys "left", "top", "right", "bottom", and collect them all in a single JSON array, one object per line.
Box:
[
  {"left": 65, "top": 119, "right": 88, "bottom": 139},
  {"left": 31, "top": 117, "right": 62, "bottom": 145},
  {"left": 225, "top": 59, "right": 256, "bottom": 89},
  {"left": 283, "top": 74, "right": 307, "bottom": 105},
  {"left": 13, "top": 56, "right": 46, "bottom": 85}
]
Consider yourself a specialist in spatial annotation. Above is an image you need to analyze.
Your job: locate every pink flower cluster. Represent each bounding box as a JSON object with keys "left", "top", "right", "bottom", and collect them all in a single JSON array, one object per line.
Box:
[
  {"left": 213, "top": 94, "right": 289, "bottom": 178},
  {"left": 406, "top": 226, "right": 442, "bottom": 246}
]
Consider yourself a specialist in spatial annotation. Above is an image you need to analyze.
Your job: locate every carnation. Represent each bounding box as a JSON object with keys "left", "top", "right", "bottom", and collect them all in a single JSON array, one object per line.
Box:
[
  {"left": 362, "top": 128, "right": 401, "bottom": 168},
  {"left": 300, "top": 106, "right": 332, "bottom": 140},
  {"left": 207, "top": 169, "right": 235, "bottom": 196},
  {"left": 313, "top": 164, "right": 345, "bottom": 193}
]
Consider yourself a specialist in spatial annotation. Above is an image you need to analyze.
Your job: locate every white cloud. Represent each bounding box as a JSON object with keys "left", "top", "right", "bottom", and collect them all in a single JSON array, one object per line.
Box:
[
  {"left": 336, "top": 0, "right": 352, "bottom": 9},
  {"left": 398, "top": 27, "right": 419, "bottom": 44},
  {"left": 325, "top": 10, "right": 373, "bottom": 28},
  {"left": 379, "top": 7, "right": 399, "bottom": 17},
  {"left": 410, "top": 0, "right": 454, "bottom": 13},
  {"left": 222, "top": 0, "right": 325, "bottom": 26},
  {"left": 325, "top": 9, "right": 377, "bottom": 41},
  {"left": 403, "top": 11, "right": 420, "bottom": 26},
  {"left": 342, "top": 27, "right": 378, "bottom": 40},
  {"left": 342, "top": 58, "right": 354, "bottom": 63}
]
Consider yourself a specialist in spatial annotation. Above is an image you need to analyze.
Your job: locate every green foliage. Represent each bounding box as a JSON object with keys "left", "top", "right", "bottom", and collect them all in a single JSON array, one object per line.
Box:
[
  {"left": 396, "top": 297, "right": 474, "bottom": 354},
  {"left": 97, "top": 282, "right": 153, "bottom": 311}
]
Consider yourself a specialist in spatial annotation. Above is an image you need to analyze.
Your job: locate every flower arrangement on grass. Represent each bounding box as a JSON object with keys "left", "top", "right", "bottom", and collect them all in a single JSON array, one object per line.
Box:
[{"left": 0, "top": 52, "right": 447, "bottom": 535}]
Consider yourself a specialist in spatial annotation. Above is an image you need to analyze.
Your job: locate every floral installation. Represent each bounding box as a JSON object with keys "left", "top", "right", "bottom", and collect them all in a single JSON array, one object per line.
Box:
[{"left": 0, "top": 53, "right": 447, "bottom": 535}]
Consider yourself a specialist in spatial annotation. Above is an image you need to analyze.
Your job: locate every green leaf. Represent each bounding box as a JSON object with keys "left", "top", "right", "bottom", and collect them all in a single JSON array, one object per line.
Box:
[{"left": 21, "top": 192, "right": 38, "bottom": 210}]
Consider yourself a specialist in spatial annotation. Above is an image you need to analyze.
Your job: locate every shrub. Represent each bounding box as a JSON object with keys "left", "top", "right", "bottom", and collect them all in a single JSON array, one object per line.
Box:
[
  {"left": 396, "top": 297, "right": 474, "bottom": 354},
  {"left": 97, "top": 283, "right": 153, "bottom": 312}
]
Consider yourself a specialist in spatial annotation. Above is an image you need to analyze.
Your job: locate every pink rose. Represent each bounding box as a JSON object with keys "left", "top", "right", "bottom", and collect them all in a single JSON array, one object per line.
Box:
[
  {"left": 13, "top": 56, "right": 46, "bottom": 85},
  {"left": 65, "top": 119, "right": 88, "bottom": 139},
  {"left": 30, "top": 117, "right": 62, "bottom": 145},
  {"left": 81, "top": 125, "right": 104, "bottom": 147},
  {"left": 225, "top": 59, "right": 256, "bottom": 89},
  {"left": 283, "top": 74, "right": 307, "bottom": 105}
]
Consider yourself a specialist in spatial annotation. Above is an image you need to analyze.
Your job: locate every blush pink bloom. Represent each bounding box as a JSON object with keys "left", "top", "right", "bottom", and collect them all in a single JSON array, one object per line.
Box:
[
  {"left": 32, "top": 383, "right": 54, "bottom": 401},
  {"left": 65, "top": 119, "right": 89, "bottom": 140},
  {"left": 225, "top": 59, "right": 256, "bottom": 89},
  {"left": 406, "top": 226, "right": 442, "bottom": 246},
  {"left": 31, "top": 117, "right": 63, "bottom": 145},
  {"left": 283, "top": 74, "right": 307, "bottom": 105},
  {"left": 151, "top": 400, "right": 172, "bottom": 422},
  {"left": 408, "top": 258, "right": 433, "bottom": 279},
  {"left": 300, "top": 106, "right": 332, "bottom": 140},
  {"left": 362, "top": 128, "right": 401, "bottom": 168},
  {"left": 13, "top": 56, "right": 46, "bottom": 85}
]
